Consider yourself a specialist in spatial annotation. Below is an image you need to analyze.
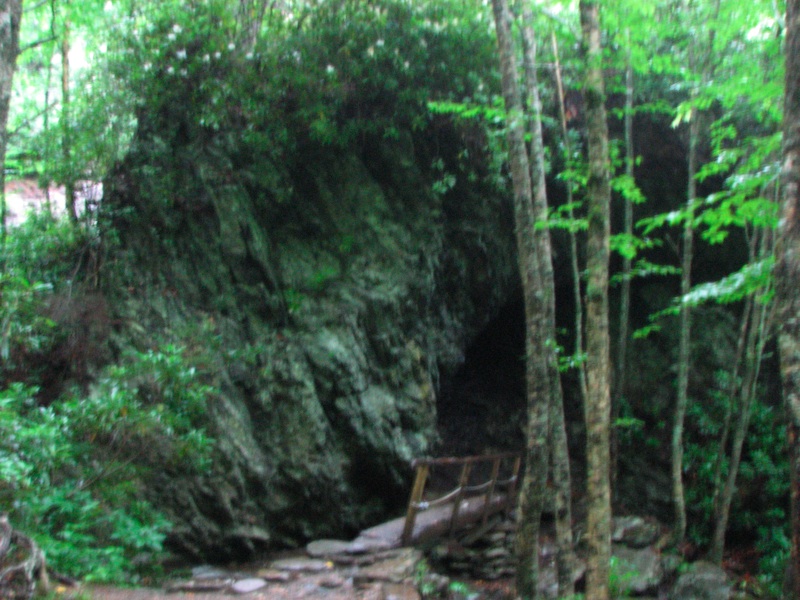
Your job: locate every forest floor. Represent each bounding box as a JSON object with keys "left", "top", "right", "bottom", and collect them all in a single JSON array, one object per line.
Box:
[{"left": 55, "top": 548, "right": 515, "bottom": 600}]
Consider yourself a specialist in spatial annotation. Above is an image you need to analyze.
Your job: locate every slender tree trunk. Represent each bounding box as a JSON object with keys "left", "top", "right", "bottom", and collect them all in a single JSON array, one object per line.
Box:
[
  {"left": 551, "top": 32, "right": 588, "bottom": 406},
  {"left": 612, "top": 35, "right": 634, "bottom": 495},
  {"left": 672, "top": 104, "right": 698, "bottom": 544},
  {"left": 491, "top": 0, "right": 551, "bottom": 596},
  {"left": 237, "top": 0, "right": 267, "bottom": 52},
  {"left": 710, "top": 297, "right": 751, "bottom": 522},
  {"left": 0, "top": 0, "right": 24, "bottom": 265},
  {"left": 517, "top": 8, "right": 575, "bottom": 596},
  {"left": 580, "top": 1, "right": 613, "bottom": 598},
  {"left": 61, "top": 9, "right": 76, "bottom": 222},
  {"left": 777, "top": 1, "right": 800, "bottom": 596},
  {"left": 709, "top": 256, "right": 772, "bottom": 563},
  {"left": 43, "top": 0, "right": 57, "bottom": 215}
]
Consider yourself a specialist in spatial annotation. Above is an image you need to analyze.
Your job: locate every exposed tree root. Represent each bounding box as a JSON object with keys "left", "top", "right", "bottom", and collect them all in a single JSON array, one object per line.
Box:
[{"left": 0, "top": 514, "right": 49, "bottom": 600}]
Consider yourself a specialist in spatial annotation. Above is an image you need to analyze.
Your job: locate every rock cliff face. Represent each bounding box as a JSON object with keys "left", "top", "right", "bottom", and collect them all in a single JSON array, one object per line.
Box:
[{"left": 102, "top": 85, "right": 518, "bottom": 559}]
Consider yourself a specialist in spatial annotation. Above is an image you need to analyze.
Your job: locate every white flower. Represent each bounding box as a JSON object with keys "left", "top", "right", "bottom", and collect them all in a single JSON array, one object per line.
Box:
[
  {"left": 326, "top": 64, "right": 335, "bottom": 74},
  {"left": 245, "top": 52, "right": 254, "bottom": 60},
  {"left": 367, "top": 46, "right": 375, "bottom": 57},
  {"left": 167, "top": 32, "right": 176, "bottom": 41},
  {"left": 176, "top": 48, "right": 187, "bottom": 60},
  {"left": 228, "top": 42, "right": 236, "bottom": 51},
  {"left": 180, "top": 68, "right": 188, "bottom": 76},
  {"left": 403, "top": 61, "right": 410, "bottom": 69},
  {"left": 214, "top": 51, "right": 222, "bottom": 59},
  {"left": 172, "top": 24, "right": 182, "bottom": 34},
  {"left": 167, "top": 66, "right": 175, "bottom": 74},
  {"left": 203, "top": 54, "right": 210, "bottom": 63},
  {"left": 376, "top": 39, "right": 385, "bottom": 47}
]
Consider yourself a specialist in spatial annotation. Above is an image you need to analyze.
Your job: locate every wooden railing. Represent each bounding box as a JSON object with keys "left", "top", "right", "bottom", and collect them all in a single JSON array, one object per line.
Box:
[{"left": 401, "top": 452, "right": 522, "bottom": 546}]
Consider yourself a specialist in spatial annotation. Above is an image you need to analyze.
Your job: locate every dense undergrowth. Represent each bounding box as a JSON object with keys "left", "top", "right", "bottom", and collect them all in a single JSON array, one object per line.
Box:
[{"left": 0, "top": 214, "right": 215, "bottom": 583}]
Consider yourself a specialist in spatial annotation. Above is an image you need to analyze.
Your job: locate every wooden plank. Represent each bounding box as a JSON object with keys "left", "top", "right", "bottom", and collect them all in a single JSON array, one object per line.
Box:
[{"left": 357, "top": 493, "right": 512, "bottom": 549}]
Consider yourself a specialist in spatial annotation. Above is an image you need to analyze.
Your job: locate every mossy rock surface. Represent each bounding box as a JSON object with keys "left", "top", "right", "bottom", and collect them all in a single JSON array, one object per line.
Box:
[{"left": 101, "top": 66, "right": 517, "bottom": 560}]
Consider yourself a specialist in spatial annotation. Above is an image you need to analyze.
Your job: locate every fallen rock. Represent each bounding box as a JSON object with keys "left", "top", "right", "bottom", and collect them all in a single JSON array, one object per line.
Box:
[
  {"left": 318, "top": 574, "right": 346, "bottom": 588},
  {"left": 255, "top": 568, "right": 294, "bottom": 582},
  {"left": 613, "top": 544, "right": 663, "bottom": 595},
  {"left": 356, "top": 549, "right": 422, "bottom": 584},
  {"left": 612, "top": 516, "right": 661, "bottom": 549},
  {"left": 271, "top": 557, "right": 333, "bottom": 572},
  {"left": 670, "top": 561, "right": 732, "bottom": 600},
  {"left": 231, "top": 578, "right": 267, "bottom": 594},
  {"left": 306, "top": 539, "right": 354, "bottom": 557},
  {"left": 191, "top": 565, "right": 233, "bottom": 580},
  {"left": 165, "top": 578, "right": 231, "bottom": 593}
]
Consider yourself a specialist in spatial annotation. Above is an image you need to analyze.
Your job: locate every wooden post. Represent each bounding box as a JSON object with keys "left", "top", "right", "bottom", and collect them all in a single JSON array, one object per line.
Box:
[
  {"left": 482, "top": 457, "right": 502, "bottom": 526},
  {"left": 401, "top": 462, "right": 429, "bottom": 545},
  {"left": 448, "top": 461, "right": 473, "bottom": 537},
  {"left": 507, "top": 456, "right": 522, "bottom": 517}
]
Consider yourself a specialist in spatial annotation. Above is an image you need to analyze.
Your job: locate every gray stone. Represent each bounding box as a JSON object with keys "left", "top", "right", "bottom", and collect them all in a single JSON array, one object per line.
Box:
[
  {"left": 271, "top": 557, "right": 333, "bottom": 572},
  {"left": 484, "top": 547, "right": 510, "bottom": 560},
  {"left": 191, "top": 565, "right": 231, "bottom": 579},
  {"left": 612, "top": 544, "right": 664, "bottom": 595},
  {"left": 356, "top": 548, "right": 422, "bottom": 584},
  {"left": 230, "top": 578, "right": 267, "bottom": 594},
  {"left": 318, "top": 574, "right": 346, "bottom": 588},
  {"left": 306, "top": 539, "right": 353, "bottom": 557},
  {"left": 670, "top": 561, "right": 732, "bottom": 600},
  {"left": 612, "top": 515, "right": 661, "bottom": 548},
  {"left": 255, "top": 568, "right": 293, "bottom": 582}
]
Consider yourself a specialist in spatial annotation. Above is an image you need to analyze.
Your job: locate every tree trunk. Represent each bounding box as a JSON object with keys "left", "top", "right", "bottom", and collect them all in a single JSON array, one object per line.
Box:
[
  {"left": 580, "top": 1, "right": 613, "bottom": 598},
  {"left": 62, "top": 10, "right": 76, "bottom": 222},
  {"left": 0, "top": 0, "right": 23, "bottom": 262},
  {"left": 0, "top": 514, "right": 49, "bottom": 600},
  {"left": 672, "top": 104, "right": 697, "bottom": 544},
  {"left": 490, "top": 0, "right": 552, "bottom": 596},
  {"left": 776, "top": 2, "right": 800, "bottom": 594},
  {"left": 709, "top": 260, "right": 772, "bottom": 562},
  {"left": 517, "top": 7, "right": 575, "bottom": 596},
  {"left": 237, "top": 0, "right": 267, "bottom": 52},
  {"left": 551, "top": 32, "right": 588, "bottom": 406},
  {"left": 612, "top": 35, "right": 634, "bottom": 496}
]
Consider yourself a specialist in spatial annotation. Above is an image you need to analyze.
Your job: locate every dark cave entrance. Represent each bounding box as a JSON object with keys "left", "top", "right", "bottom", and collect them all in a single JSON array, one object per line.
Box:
[
  {"left": 436, "top": 298, "right": 527, "bottom": 457},
  {"left": 434, "top": 287, "right": 586, "bottom": 463}
]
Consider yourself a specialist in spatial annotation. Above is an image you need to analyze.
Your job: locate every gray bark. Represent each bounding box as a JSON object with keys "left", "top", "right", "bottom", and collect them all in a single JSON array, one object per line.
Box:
[
  {"left": 671, "top": 104, "right": 697, "bottom": 544},
  {"left": 0, "top": 0, "right": 23, "bottom": 258},
  {"left": 777, "top": 0, "right": 800, "bottom": 595},
  {"left": 490, "top": 0, "right": 552, "bottom": 596},
  {"left": 517, "top": 8, "right": 575, "bottom": 596},
  {"left": 580, "top": 1, "right": 612, "bottom": 598}
]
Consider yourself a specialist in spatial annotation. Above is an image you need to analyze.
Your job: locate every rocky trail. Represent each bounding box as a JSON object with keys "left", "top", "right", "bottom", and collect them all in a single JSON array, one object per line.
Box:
[{"left": 56, "top": 515, "right": 744, "bottom": 600}]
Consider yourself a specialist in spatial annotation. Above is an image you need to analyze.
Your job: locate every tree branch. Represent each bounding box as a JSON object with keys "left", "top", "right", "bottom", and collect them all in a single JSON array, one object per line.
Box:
[{"left": 19, "top": 35, "right": 57, "bottom": 55}]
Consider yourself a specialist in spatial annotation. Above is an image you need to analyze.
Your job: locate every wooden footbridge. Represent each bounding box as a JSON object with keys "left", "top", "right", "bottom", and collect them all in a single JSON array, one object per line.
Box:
[{"left": 354, "top": 452, "right": 522, "bottom": 549}]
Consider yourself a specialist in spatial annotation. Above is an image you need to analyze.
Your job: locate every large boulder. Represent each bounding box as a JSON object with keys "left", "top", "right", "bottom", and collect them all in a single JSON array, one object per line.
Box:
[{"left": 102, "top": 67, "right": 517, "bottom": 559}]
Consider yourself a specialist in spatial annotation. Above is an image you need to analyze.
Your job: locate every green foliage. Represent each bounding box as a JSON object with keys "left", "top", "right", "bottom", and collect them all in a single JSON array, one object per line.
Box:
[
  {"left": 0, "top": 207, "right": 214, "bottom": 582},
  {"left": 683, "top": 377, "right": 788, "bottom": 570},
  {"left": 608, "top": 555, "right": 637, "bottom": 599},
  {"left": 0, "top": 345, "right": 214, "bottom": 582}
]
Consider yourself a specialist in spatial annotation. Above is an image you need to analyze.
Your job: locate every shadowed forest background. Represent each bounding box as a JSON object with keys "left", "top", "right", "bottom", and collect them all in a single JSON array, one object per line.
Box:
[{"left": 0, "top": 0, "right": 797, "bottom": 598}]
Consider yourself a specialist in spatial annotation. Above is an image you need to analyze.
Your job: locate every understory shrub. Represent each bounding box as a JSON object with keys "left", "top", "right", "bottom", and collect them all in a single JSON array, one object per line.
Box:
[
  {"left": 0, "top": 346, "right": 214, "bottom": 582},
  {"left": 0, "top": 213, "right": 215, "bottom": 582}
]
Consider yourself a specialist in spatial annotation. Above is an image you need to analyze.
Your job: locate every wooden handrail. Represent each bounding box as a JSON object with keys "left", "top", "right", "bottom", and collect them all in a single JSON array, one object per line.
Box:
[{"left": 401, "top": 452, "right": 522, "bottom": 546}]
